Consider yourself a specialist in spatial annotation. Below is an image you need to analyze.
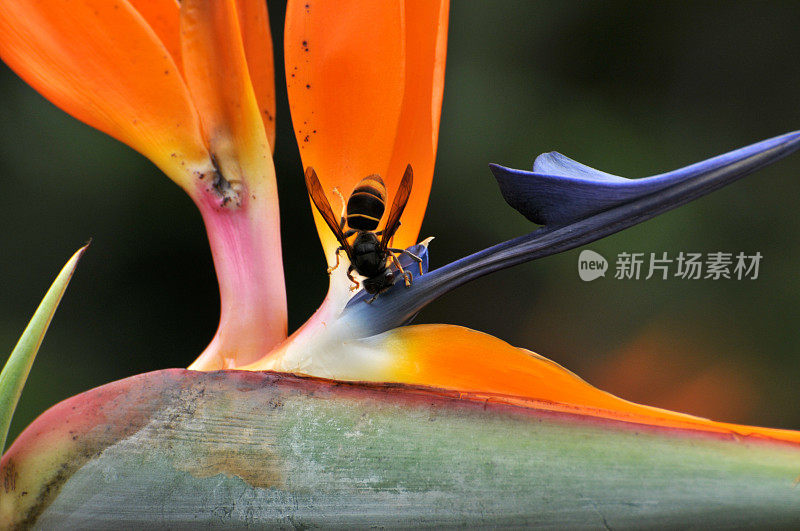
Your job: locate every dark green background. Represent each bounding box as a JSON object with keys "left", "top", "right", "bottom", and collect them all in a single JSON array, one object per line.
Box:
[{"left": 2, "top": 1, "right": 800, "bottom": 448}]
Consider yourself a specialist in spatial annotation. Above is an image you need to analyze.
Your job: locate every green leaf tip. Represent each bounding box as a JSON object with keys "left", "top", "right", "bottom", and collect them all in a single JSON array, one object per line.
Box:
[{"left": 0, "top": 244, "right": 88, "bottom": 452}]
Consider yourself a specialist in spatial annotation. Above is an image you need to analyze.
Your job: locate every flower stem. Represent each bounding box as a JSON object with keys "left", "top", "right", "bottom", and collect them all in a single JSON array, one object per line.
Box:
[{"left": 189, "top": 177, "right": 287, "bottom": 369}]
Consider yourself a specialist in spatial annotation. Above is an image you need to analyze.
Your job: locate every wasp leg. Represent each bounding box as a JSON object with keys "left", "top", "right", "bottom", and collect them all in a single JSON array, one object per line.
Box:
[
  {"left": 327, "top": 247, "right": 342, "bottom": 274},
  {"left": 343, "top": 229, "right": 357, "bottom": 238},
  {"left": 389, "top": 248, "right": 424, "bottom": 275},
  {"left": 347, "top": 265, "right": 360, "bottom": 291},
  {"left": 390, "top": 254, "right": 413, "bottom": 287}
]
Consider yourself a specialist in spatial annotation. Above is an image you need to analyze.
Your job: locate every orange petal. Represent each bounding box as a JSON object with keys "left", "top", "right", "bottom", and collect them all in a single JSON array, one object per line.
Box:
[
  {"left": 379, "top": 324, "right": 800, "bottom": 444},
  {"left": 128, "top": 0, "right": 182, "bottom": 72},
  {"left": 387, "top": 0, "right": 449, "bottom": 249},
  {"left": 235, "top": 0, "right": 276, "bottom": 152},
  {"left": 285, "top": 0, "right": 406, "bottom": 258},
  {"left": 0, "top": 0, "right": 209, "bottom": 188}
]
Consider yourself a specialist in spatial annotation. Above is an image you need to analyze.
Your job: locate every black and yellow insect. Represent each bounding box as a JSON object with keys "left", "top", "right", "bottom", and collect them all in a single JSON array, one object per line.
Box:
[{"left": 305, "top": 164, "right": 423, "bottom": 299}]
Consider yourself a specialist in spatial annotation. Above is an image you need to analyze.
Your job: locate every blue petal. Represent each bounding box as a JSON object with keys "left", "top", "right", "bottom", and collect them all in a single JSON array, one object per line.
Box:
[
  {"left": 491, "top": 131, "right": 800, "bottom": 226},
  {"left": 342, "top": 131, "right": 800, "bottom": 337},
  {"left": 396, "top": 241, "right": 431, "bottom": 276}
]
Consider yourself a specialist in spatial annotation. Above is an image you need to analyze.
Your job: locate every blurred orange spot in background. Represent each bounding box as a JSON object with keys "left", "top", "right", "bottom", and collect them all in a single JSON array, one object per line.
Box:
[{"left": 588, "top": 320, "right": 761, "bottom": 424}]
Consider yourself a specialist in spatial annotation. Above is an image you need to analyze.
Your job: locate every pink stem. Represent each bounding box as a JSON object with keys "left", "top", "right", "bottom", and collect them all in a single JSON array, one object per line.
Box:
[{"left": 189, "top": 179, "right": 287, "bottom": 369}]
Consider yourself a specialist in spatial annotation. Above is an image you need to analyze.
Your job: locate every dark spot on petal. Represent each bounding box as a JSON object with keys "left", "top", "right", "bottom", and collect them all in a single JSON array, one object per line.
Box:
[{"left": 3, "top": 460, "right": 17, "bottom": 491}]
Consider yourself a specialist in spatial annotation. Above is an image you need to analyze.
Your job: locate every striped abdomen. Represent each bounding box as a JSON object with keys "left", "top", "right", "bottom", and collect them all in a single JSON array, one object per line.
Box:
[{"left": 346, "top": 174, "right": 386, "bottom": 231}]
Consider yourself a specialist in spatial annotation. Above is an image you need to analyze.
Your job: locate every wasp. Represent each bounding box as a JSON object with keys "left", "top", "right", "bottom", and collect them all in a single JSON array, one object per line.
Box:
[{"left": 304, "top": 164, "right": 424, "bottom": 300}]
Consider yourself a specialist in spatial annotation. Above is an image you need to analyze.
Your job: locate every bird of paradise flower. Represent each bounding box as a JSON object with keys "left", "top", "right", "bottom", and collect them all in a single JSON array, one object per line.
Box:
[{"left": 1, "top": 0, "right": 800, "bottom": 526}]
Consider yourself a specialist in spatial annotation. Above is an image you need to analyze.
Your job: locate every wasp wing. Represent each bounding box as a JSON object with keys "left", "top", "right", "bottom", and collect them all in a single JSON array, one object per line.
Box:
[
  {"left": 304, "top": 167, "right": 352, "bottom": 254},
  {"left": 380, "top": 164, "right": 414, "bottom": 249}
]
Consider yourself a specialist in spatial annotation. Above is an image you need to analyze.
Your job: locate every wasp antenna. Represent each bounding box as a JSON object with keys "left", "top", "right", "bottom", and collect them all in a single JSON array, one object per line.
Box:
[{"left": 332, "top": 187, "right": 347, "bottom": 216}]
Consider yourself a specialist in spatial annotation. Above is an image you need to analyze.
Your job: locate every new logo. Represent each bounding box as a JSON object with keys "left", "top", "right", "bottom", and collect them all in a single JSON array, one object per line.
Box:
[{"left": 578, "top": 250, "right": 608, "bottom": 281}]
